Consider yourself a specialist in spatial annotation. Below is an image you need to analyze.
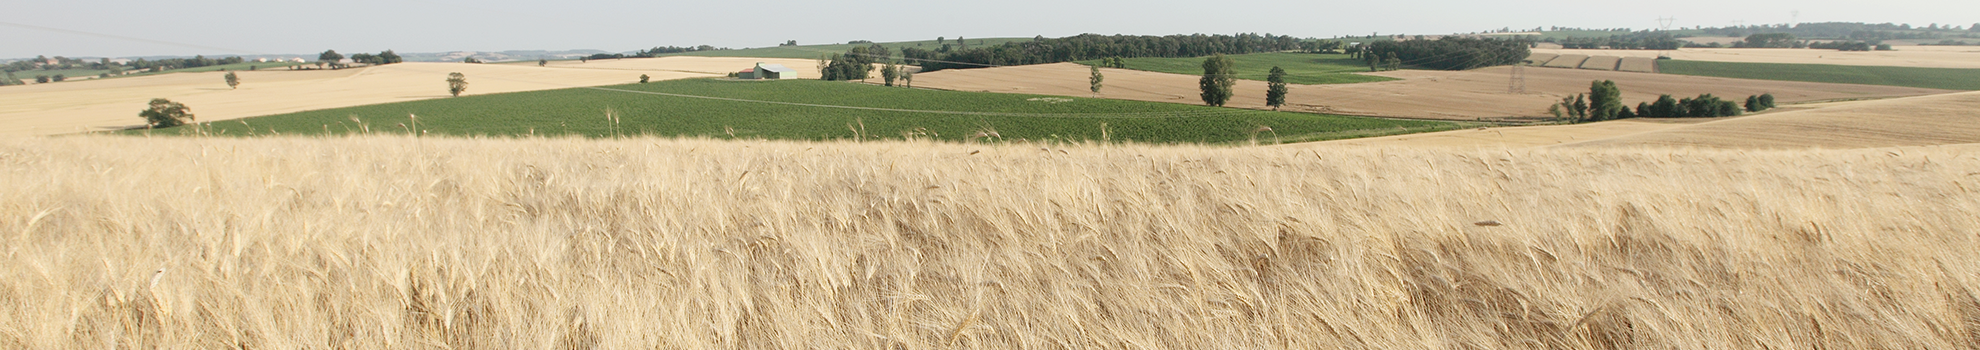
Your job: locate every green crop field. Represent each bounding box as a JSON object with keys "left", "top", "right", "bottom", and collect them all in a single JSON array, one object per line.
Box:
[
  {"left": 1657, "top": 60, "right": 1980, "bottom": 90},
  {"left": 1075, "top": 53, "right": 1395, "bottom": 85},
  {"left": 121, "top": 78, "right": 1458, "bottom": 144}
]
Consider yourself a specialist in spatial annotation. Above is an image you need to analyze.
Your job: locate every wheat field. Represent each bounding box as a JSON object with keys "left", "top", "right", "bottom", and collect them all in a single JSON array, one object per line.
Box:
[{"left": 3, "top": 136, "right": 1978, "bottom": 349}]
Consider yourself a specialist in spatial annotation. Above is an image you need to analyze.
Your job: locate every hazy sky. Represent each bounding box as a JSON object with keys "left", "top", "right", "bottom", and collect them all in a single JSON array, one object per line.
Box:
[{"left": 3, "top": 0, "right": 1974, "bottom": 58}]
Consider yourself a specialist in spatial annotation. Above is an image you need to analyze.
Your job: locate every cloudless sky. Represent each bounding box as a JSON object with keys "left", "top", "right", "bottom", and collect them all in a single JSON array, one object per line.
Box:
[{"left": 3, "top": 0, "right": 1975, "bottom": 58}]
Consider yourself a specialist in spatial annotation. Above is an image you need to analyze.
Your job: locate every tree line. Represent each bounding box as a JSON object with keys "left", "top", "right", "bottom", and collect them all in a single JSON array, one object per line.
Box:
[
  {"left": 1551, "top": 80, "right": 1774, "bottom": 121},
  {"left": 899, "top": 33, "right": 1308, "bottom": 72},
  {"left": 1543, "top": 32, "right": 1683, "bottom": 50},
  {"left": 1363, "top": 37, "right": 1530, "bottom": 71}
]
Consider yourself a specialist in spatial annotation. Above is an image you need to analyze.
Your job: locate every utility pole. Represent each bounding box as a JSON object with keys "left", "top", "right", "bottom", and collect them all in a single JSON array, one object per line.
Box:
[{"left": 1508, "top": 60, "right": 1526, "bottom": 94}]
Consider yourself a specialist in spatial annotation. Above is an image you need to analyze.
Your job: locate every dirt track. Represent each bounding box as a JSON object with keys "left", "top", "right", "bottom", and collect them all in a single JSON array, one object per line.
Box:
[
  {"left": 0, "top": 57, "right": 821, "bottom": 137},
  {"left": 908, "top": 63, "right": 1949, "bottom": 121}
]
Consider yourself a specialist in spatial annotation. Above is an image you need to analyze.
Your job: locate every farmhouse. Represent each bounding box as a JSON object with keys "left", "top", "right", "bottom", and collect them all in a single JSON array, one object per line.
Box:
[{"left": 736, "top": 63, "right": 796, "bottom": 79}]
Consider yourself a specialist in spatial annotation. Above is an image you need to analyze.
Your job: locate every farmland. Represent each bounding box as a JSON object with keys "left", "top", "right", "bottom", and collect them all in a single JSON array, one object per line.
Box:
[
  {"left": 1530, "top": 47, "right": 1980, "bottom": 69},
  {"left": 1577, "top": 55, "right": 1619, "bottom": 70},
  {"left": 1657, "top": 60, "right": 1980, "bottom": 90},
  {"left": 0, "top": 58, "right": 827, "bottom": 137},
  {"left": 5, "top": 136, "right": 1978, "bottom": 348},
  {"left": 1074, "top": 53, "right": 1395, "bottom": 85},
  {"left": 644, "top": 38, "right": 1033, "bottom": 59},
  {"left": 125, "top": 78, "right": 1457, "bottom": 143},
  {"left": 1540, "top": 54, "right": 1586, "bottom": 68},
  {"left": 1568, "top": 90, "right": 1980, "bottom": 148},
  {"left": 909, "top": 62, "right": 1947, "bottom": 121}
]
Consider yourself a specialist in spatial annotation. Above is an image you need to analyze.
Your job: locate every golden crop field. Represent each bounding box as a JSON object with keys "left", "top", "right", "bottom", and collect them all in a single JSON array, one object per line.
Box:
[{"left": 3, "top": 136, "right": 1978, "bottom": 348}]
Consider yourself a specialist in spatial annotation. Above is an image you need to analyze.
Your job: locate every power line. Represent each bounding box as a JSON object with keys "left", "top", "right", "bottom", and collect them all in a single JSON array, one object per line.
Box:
[{"left": 0, "top": 21, "right": 269, "bottom": 55}]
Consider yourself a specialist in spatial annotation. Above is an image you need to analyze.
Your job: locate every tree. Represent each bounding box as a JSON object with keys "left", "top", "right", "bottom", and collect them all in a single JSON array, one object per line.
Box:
[
  {"left": 319, "top": 50, "right": 343, "bottom": 69},
  {"left": 900, "top": 68, "right": 913, "bottom": 88},
  {"left": 639, "top": 74, "right": 650, "bottom": 83},
  {"left": 51, "top": 74, "right": 64, "bottom": 82},
  {"left": 539, "top": 59, "right": 547, "bottom": 67},
  {"left": 1570, "top": 94, "right": 1588, "bottom": 119},
  {"left": 881, "top": 60, "right": 900, "bottom": 86},
  {"left": 1745, "top": 95, "right": 1762, "bottom": 112},
  {"left": 1087, "top": 65, "right": 1105, "bottom": 96},
  {"left": 224, "top": 72, "right": 240, "bottom": 90},
  {"left": 463, "top": 57, "right": 482, "bottom": 64},
  {"left": 1586, "top": 80, "right": 1621, "bottom": 121},
  {"left": 138, "top": 98, "right": 195, "bottom": 128},
  {"left": 351, "top": 53, "right": 376, "bottom": 64},
  {"left": 446, "top": 72, "right": 468, "bottom": 97},
  {"left": 1265, "top": 66, "right": 1288, "bottom": 110},
  {"left": 377, "top": 50, "right": 402, "bottom": 64},
  {"left": 820, "top": 48, "right": 875, "bottom": 81},
  {"left": 35, "top": 75, "right": 49, "bottom": 83},
  {"left": 1758, "top": 93, "right": 1775, "bottom": 110},
  {"left": 1199, "top": 54, "right": 1235, "bottom": 107}
]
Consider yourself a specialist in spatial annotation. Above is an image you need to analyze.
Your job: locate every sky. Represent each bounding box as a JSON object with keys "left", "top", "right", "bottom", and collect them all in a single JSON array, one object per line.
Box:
[{"left": 3, "top": 0, "right": 1975, "bottom": 59}]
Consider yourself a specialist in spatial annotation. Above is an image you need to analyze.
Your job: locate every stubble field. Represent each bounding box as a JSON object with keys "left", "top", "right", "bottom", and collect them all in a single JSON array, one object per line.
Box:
[
  {"left": 3, "top": 136, "right": 1977, "bottom": 348},
  {"left": 909, "top": 62, "right": 1948, "bottom": 120}
]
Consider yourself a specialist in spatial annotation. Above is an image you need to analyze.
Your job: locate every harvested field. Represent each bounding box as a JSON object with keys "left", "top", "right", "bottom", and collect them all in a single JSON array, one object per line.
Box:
[
  {"left": 909, "top": 63, "right": 1949, "bottom": 120},
  {"left": 1578, "top": 56, "right": 1620, "bottom": 70},
  {"left": 538, "top": 56, "right": 829, "bottom": 79},
  {"left": 1617, "top": 57, "right": 1657, "bottom": 73},
  {"left": 1524, "top": 53, "right": 1559, "bottom": 64},
  {"left": 5, "top": 136, "right": 1978, "bottom": 348},
  {"left": 1569, "top": 90, "right": 1980, "bottom": 149},
  {"left": 1532, "top": 48, "right": 1980, "bottom": 68},
  {"left": 1542, "top": 54, "right": 1587, "bottom": 68},
  {"left": 0, "top": 57, "right": 823, "bottom": 137}
]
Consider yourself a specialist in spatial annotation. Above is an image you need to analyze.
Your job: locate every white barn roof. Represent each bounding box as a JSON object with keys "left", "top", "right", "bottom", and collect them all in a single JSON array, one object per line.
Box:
[{"left": 756, "top": 63, "right": 796, "bottom": 73}]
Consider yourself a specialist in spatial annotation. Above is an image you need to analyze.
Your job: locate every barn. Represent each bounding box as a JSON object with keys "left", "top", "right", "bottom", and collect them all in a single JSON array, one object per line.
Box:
[{"left": 736, "top": 63, "right": 797, "bottom": 79}]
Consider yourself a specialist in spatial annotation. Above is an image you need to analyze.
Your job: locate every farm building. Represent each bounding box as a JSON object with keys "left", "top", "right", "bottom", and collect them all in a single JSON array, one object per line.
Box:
[{"left": 736, "top": 63, "right": 796, "bottom": 79}]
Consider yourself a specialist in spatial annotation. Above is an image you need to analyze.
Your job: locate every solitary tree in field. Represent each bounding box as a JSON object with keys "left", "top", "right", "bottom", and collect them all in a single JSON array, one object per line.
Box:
[
  {"left": 377, "top": 50, "right": 402, "bottom": 64},
  {"left": 224, "top": 72, "right": 240, "bottom": 90},
  {"left": 319, "top": 50, "right": 343, "bottom": 69},
  {"left": 900, "top": 68, "right": 913, "bottom": 88},
  {"left": 1089, "top": 65, "right": 1104, "bottom": 97},
  {"left": 639, "top": 74, "right": 650, "bottom": 83},
  {"left": 446, "top": 72, "right": 468, "bottom": 97},
  {"left": 539, "top": 59, "right": 547, "bottom": 67},
  {"left": 1199, "top": 54, "right": 1235, "bottom": 106},
  {"left": 882, "top": 60, "right": 900, "bottom": 86},
  {"left": 138, "top": 98, "right": 195, "bottom": 128},
  {"left": 1265, "top": 66, "right": 1288, "bottom": 110}
]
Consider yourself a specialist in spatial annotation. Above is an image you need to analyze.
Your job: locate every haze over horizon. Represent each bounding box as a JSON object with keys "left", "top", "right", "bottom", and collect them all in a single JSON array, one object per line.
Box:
[{"left": 3, "top": 0, "right": 1974, "bottom": 59}]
